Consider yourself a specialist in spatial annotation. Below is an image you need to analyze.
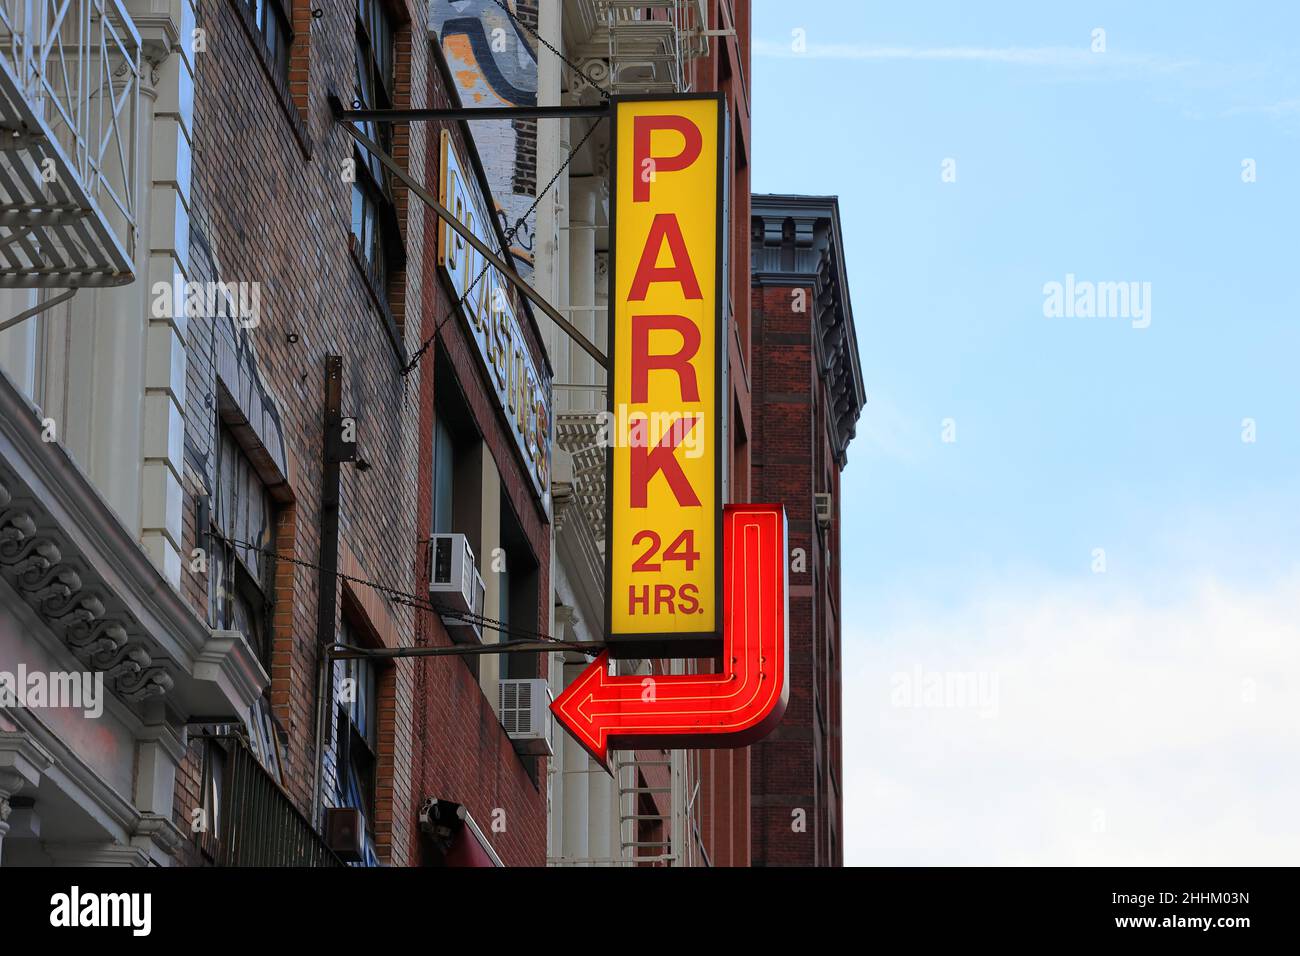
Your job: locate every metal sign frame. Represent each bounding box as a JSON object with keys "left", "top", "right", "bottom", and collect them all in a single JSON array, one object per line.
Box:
[{"left": 604, "top": 92, "right": 728, "bottom": 660}]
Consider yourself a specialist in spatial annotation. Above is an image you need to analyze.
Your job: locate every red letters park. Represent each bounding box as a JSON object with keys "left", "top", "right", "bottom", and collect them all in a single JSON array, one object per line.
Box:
[{"left": 626, "top": 115, "right": 706, "bottom": 512}]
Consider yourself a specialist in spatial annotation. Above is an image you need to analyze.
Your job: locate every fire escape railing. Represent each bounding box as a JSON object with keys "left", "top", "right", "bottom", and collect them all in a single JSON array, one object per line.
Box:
[
  {"left": 0, "top": 0, "right": 140, "bottom": 289},
  {"left": 196, "top": 735, "right": 345, "bottom": 868},
  {"left": 593, "top": 0, "right": 708, "bottom": 94}
]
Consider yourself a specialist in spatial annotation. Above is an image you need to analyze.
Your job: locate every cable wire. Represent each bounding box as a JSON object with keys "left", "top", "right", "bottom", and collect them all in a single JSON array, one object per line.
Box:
[
  {"left": 210, "top": 530, "right": 578, "bottom": 648},
  {"left": 400, "top": 114, "right": 604, "bottom": 378}
]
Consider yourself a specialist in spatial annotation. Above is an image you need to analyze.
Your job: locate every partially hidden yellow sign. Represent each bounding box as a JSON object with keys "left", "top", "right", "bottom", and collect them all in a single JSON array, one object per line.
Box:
[{"left": 608, "top": 95, "right": 725, "bottom": 648}]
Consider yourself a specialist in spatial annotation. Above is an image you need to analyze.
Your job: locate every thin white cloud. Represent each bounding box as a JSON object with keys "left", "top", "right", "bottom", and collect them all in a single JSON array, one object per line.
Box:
[
  {"left": 754, "top": 38, "right": 1196, "bottom": 73},
  {"left": 1222, "top": 98, "right": 1300, "bottom": 117},
  {"left": 844, "top": 569, "right": 1300, "bottom": 865}
]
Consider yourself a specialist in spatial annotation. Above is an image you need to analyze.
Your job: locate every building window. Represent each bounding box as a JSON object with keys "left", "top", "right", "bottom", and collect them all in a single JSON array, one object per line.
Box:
[
  {"left": 243, "top": 0, "right": 293, "bottom": 80},
  {"left": 351, "top": 0, "right": 402, "bottom": 288},
  {"left": 431, "top": 355, "right": 478, "bottom": 540},
  {"left": 335, "top": 619, "right": 380, "bottom": 866},
  {"left": 498, "top": 489, "right": 539, "bottom": 680},
  {"left": 195, "top": 740, "right": 227, "bottom": 862},
  {"left": 432, "top": 413, "right": 456, "bottom": 535},
  {"left": 209, "top": 421, "right": 284, "bottom": 782},
  {"left": 210, "top": 424, "right": 277, "bottom": 666}
]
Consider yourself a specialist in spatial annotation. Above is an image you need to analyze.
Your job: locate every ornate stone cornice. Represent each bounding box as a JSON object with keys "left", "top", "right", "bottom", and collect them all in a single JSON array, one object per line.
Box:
[
  {"left": 132, "top": 811, "right": 185, "bottom": 858},
  {"left": 0, "top": 475, "right": 174, "bottom": 703},
  {"left": 751, "top": 194, "right": 867, "bottom": 467},
  {"left": 0, "top": 368, "right": 268, "bottom": 720},
  {"left": 0, "top": 487, "right": 172, "bottom": 709}
]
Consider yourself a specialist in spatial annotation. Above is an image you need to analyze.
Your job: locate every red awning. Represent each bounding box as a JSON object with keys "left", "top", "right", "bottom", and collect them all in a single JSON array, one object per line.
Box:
[
  {"left": 422, "top": 798, "right": 503, "bottom": 867},
  {"left": 445, "top": 826, "right": 499, "bottom": 867}
]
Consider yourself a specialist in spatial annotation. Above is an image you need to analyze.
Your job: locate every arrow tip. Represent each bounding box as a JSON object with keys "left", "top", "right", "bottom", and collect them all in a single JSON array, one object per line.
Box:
[{"left": 550, "top": 650, "right": 611, "bottom": 768}]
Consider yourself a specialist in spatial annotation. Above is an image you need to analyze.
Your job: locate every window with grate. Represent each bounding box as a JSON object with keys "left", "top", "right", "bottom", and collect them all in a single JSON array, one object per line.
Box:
[{"left": 209, "top": 421, "right": 284, "bottom": 783}]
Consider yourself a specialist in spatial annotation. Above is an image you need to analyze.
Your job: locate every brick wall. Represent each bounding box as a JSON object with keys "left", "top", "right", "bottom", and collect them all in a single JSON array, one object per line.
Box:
[
  {"left": 749, "top": 281, "right": 842, "bottom": 866},
  {"left": 406, "top": 51, "right": 552, "bottom": 867},
  {"left": 171, "top": 0, "right": 432, "bottom": 866}
]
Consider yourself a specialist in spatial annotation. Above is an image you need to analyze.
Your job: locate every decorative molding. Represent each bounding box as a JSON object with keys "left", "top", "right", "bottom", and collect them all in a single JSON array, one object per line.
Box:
[
  {"left": 570, "top": 57, "right": 612, "bottom": 98},
  {"left": 132, "top": 811, "right": 185, "bottom": 858},
  {"left": 553, "top": 413, "right": 607, "bottom": 545},
  {"left": 0, "top": 731, "right": 55, "bottom": 802},
  {"left": 551, "top": 478, "right": 604, "bottom": 643},
  {"left": 0, "top": 475, "right": 174, "bottom": 703},
  {"left": 0, "top": 367, "right": 260, "bottom": 720},
  {"left": 43, "top": 842, "right": 152, "bottom": 867},
  {"left": 5, "top": 708, "right": 152, "bottom": 842},
  {"left": 194, "top": 630, "right": 270, "bottom": 718},
  {"left": 751, "top": 195, "right": 867, "bottom": 467}
]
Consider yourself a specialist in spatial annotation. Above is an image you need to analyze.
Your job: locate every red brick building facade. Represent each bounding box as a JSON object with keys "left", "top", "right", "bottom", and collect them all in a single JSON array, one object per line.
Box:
[{"left": 747, "top": 194, "right": 863, "bottom": 866}]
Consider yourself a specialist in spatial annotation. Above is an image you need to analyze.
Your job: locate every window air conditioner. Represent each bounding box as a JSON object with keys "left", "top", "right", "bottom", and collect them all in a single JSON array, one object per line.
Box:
[
  {"left": 814, "top": 492, "right": 833, "bottom": 529},
  {"left": 429, "top": 533, "right": 485, "bottom": 643},
  {"left": 498, "top": 678, "right": 554, "bottom": 757},
  {"left": 324, "top": 806, "right": 364, "bottom": 863}
]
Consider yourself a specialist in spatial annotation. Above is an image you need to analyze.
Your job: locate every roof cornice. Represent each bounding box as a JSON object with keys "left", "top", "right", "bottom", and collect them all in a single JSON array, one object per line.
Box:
[{"left": 751, "top": 193, "right": 867, "bottom": 467}]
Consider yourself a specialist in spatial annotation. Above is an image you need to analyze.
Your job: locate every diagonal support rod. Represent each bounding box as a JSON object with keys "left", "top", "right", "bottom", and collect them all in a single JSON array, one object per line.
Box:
[
  {"left": 327, "top": 640, "right": 606, "bottom": 660},
  {"left": 329, "top": 95, "right": 608, "bottom": 370},
  {"left": 337, "top": 104, "right": 610, "bottom": 123},
  {"left": 0, "top": 287, "right": 77, "bottom": 333}
]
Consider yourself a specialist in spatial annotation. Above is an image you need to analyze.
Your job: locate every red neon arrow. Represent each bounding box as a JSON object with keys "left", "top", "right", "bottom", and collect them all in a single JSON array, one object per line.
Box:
[{"left": 551, "top": 504, "right": 789, "bottom": 769}]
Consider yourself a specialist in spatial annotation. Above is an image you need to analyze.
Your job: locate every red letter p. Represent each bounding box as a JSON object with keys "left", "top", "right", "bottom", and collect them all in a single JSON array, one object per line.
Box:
[{"left": 633, "top": 115, "right": 703, "bottom": 203}]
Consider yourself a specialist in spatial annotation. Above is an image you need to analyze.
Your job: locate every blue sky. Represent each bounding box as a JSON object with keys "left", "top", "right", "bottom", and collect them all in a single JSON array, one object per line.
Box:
[{"left": 751, "top": 1, "right": 1300, "bottom": 864}]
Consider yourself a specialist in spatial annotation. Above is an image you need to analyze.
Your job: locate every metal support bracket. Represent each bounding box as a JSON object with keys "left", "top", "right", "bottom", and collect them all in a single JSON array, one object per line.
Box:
[
  {"left": 0, "top": 287, "right": 77, "bottom": 334},
  {"left": 337, "top": 104, "right": 610, "bottom": 123},
  {"left": 328, "top": 94, "right": 608, "bottom": 371},
  {"left": 327, "top": 640, "right": 606, "bottom": 661}
]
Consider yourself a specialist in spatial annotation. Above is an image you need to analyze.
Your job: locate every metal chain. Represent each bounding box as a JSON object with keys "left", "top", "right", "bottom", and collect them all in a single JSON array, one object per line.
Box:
[{"left": 492, "top": 0, "right": 611, "bottom": 100}]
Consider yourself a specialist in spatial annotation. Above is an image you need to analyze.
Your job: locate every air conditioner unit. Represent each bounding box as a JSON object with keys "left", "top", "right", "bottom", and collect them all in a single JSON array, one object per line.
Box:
[
  {"left": 429, "top": 533, "right": 485, "bottom": 643},
  {"left": 814, "top": 492, "right": 833, "bottom": 529},
  {"left": 324, "top": 806, "right": 364, "bottom": 863},
  {"left": 498, "top": 678, "right": 553, "bottom": 757}
]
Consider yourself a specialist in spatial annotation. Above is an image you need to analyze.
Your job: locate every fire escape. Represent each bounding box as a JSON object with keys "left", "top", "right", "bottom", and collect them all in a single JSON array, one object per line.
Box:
[
  {"left": 592, "top": 0, "right": 708, "bottom": 94},
  {"left": 0, "top": 0, "right": 140, "bottom": 321}
]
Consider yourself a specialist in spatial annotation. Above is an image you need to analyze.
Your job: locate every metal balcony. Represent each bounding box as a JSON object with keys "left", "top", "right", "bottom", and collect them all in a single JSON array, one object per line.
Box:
[
  {"left": 194, "top": 734, "right": 345, "bottom": 867},
  {"left": 574, "top": 0, "right": 709, "bottom": 94},
  {"left": 0, "top": 0, "right": 140, "bottom": 289}
]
